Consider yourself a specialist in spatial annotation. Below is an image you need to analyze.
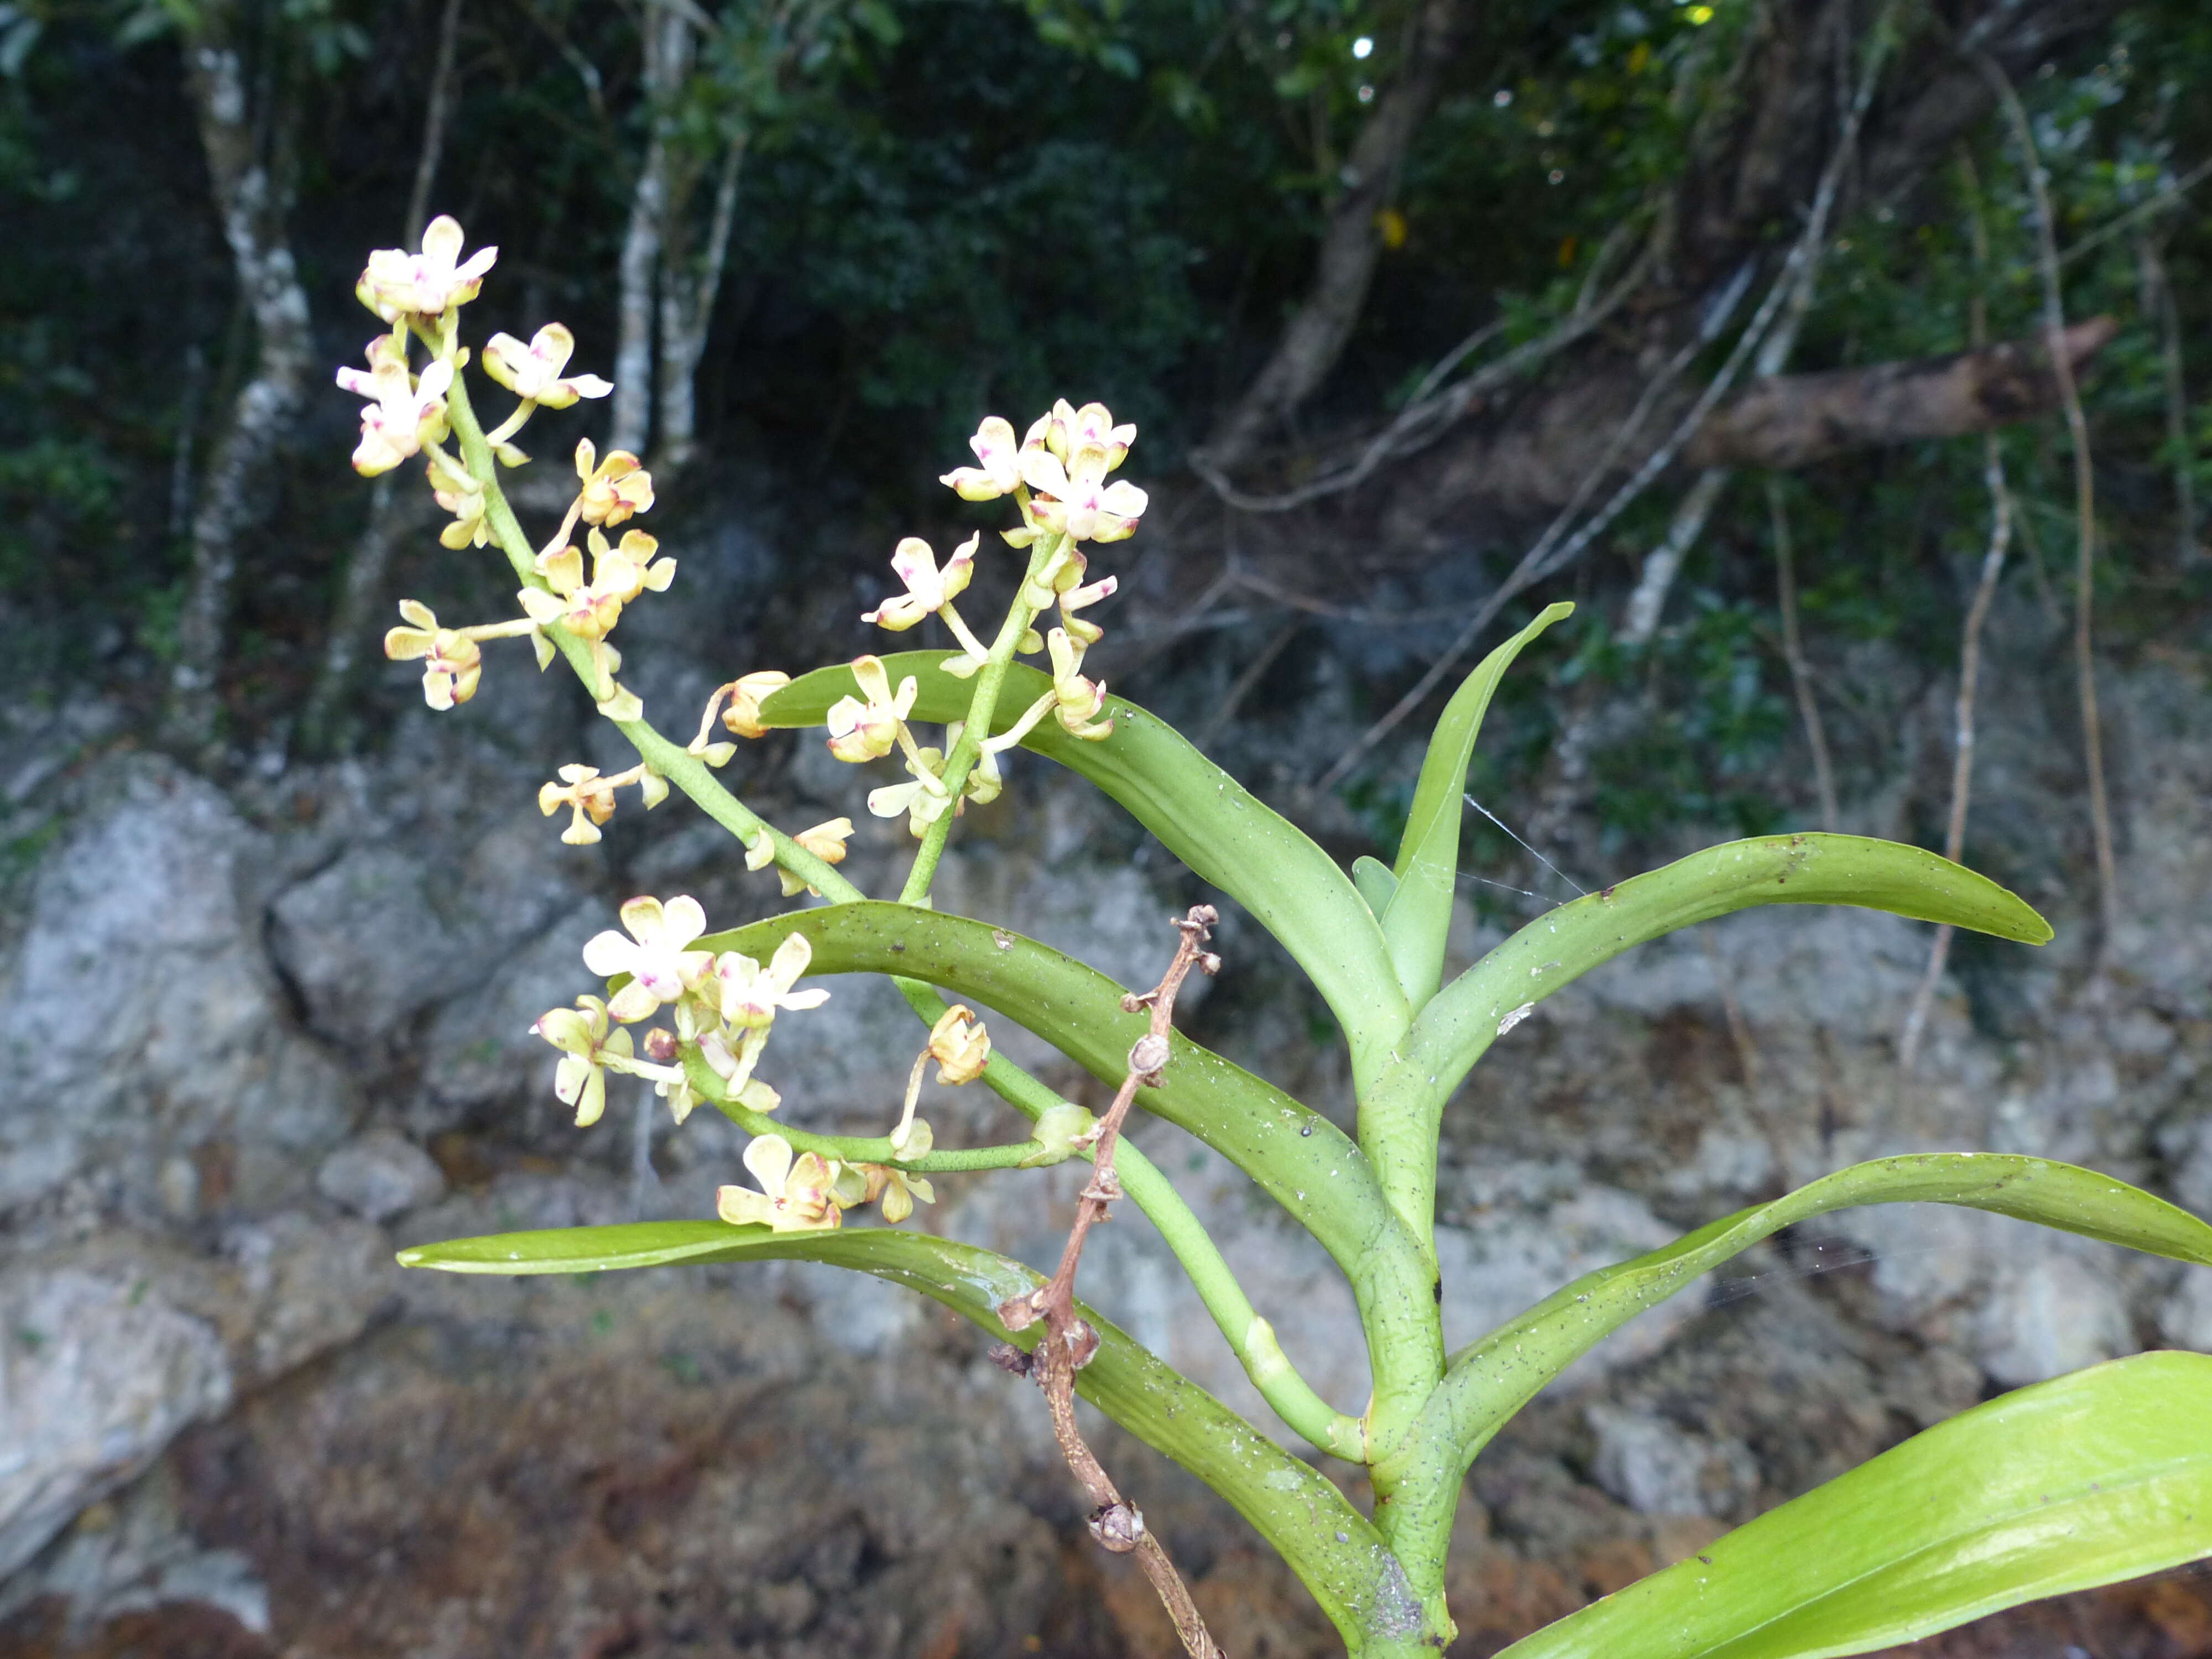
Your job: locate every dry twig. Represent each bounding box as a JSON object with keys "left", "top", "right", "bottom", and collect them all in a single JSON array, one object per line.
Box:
[
  {"left": 1978, "top": 53, "right": 2119, "bottom": 969},
  {"left": 1901, "top": 154, "right": 2012, "bottom": 1072},
  {"left": 996, "top": 907, "right": 1227, "bottom": 1659}
]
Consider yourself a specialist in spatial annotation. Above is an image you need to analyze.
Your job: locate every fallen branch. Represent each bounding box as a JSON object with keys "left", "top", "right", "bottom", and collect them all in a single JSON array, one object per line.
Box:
[
  {"left": 997, "top": 906, "right": 1225, "bottom": 1659},
  {"left": 1681, "top": 316, "right": 2117, "bottom": 472}
]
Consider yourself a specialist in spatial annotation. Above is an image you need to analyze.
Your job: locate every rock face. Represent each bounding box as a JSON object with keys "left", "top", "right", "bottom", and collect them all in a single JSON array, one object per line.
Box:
[
  {"left": 3, "top": 619, "right": 2211, "bottom": 1657},
  {"left": 0, "top": 758, "right": 353, "bottom": 1222},
  {"left": 0, "top": 1266, "right": 231, "bottom": 1583}
]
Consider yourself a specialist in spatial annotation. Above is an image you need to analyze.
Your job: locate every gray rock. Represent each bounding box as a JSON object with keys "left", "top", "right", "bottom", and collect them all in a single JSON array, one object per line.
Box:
[
  {"left": 317, "top": 1130, "right": 446, "bottom": 1222},
  {"left": 1586, "top": 1404, "right": 1759, "bottom": 1517},
  {"left": 0, "top": 1463, "right": 268, "bottom": 1640},
  {"left": 0, "top": 757, "right": 352, "bottom": 1219},
  {"left": 2159, "top": 1268, "right": 2212, "bottom": 1352},
  {"left": 268, "top": 847, "right": 470, "bottom": 1049},
  {"left": 0, "top": 1266, "right": 231, "bottom": 1580},
  {"left": 222, "top": 1212, "right": 392, "bottom": 1385},
  {"left": 1973, "top": 1250, "right": 2132, "bottom": 1388}
]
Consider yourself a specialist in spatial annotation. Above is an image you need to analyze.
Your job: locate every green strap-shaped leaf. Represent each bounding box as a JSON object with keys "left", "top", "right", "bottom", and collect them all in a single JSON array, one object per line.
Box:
[
  {"left": 1381, "top": 602, "right": 1573, "bottom": 1009},
  {"left": 1494, "top": 1350, "right": 2212, "bottom": 1659},
  {"left": 399, "top": 1221, "right": 1435, "bottom": 1653},
  {"left": 1401, "top": 833, "right": 2053, "bottom": 1103},
  {"left": 1376, "top": 1154, "right": 2212, "bottom": 1597},
  {"left": 759, "top": 654, "right": 1411, "bottom": 1078},
  {"left": 688, "top": 904, "right": 1437, "bottom": 1354}
]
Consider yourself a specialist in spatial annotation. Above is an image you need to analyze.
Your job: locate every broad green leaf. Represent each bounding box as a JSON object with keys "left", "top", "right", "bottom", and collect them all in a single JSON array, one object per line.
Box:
[
  {"left": 1377, "top": 1154, "right": 2212, "bottom": 1595},
  {"left": 1401, "top": 833, "right": 2053, "bottom": 1102},
  {"left": 399, "top": 1221, "right": 1432, "bottom": 1652},
  {"left": 1494, "top": 1350, "right": 2212, "bottom": 1659},
  {"left": 760, "top": 655, "right": 1411, "bottom": 1078},
  {"left": 686, "top": 903, "right": 1437, "bottom": 1347},
  {"left": 1380, "top": 602, "right": 1572, "bottom": 1009},
  {"left": 1352, "top": 855, "right": 1399, "bottom": 919}
]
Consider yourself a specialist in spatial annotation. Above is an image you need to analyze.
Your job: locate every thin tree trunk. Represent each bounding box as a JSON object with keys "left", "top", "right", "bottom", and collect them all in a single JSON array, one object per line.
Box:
[
  {"left": 655, "top": 128, "right": 747, "bottom": 476},
  {"left": 1622, "top": 469, "right": 1731, "bottom": 647},
  {"left": 1202, "top": 0, "right": 1471, "bottom": 472},
  {"left": 1900, "top": 152, "right": 2010, "bottom": 1072},
  {"left": 609, "top": 9, "right": 695, "bottom": 459},
  {"left": 301, "top": 0, "right": 465, "bottom": 756},
  {"left": 165, "top": 3, "right": 314, "bottom": 761},
  {"left": 1979, "top": 54, "right": 2119, "bottom": 968}
]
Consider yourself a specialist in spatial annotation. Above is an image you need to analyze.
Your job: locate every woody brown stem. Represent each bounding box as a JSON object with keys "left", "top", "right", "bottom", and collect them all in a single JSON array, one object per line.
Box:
[{"left": 998, "top": 906, "right": 1226, "bottom": 1659}]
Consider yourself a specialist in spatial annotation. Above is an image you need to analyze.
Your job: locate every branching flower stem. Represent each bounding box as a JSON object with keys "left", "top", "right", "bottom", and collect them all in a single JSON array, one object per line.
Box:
[
  {"left": 999, "top": 907, "right": 1230, "bottom": 1659},
  {"left": 445, "top": 371, "right": 1358, "bottom": 1456},
  {"left": 896, "top": 537, "right": 1063, "bottom": 906},
  {"left": 446, "top": 373, "right": 858, "bottom": 905}
]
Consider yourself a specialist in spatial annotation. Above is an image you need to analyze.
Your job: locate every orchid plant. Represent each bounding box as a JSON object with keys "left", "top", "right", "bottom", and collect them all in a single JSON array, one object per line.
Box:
[{"left": 373, "top": 216, "right": 2212, "bottom": 1657}]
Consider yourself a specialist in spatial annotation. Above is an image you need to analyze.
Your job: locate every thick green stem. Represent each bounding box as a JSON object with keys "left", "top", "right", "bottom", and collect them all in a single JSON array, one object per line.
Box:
[{"left": 895, "top": 539, "right": 1058, "bottom": 905}]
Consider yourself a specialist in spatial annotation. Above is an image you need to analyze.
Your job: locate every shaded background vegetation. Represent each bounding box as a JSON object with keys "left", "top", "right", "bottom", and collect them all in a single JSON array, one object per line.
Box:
[{"left": 4, "top": 0, "right": 2205, "bottom": 876}]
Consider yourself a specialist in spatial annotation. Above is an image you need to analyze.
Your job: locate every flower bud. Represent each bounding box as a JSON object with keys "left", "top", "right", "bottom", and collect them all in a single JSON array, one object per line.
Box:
[
  {"left": 927, "top": 1004, "right": 992, "bottom": 1085},
  {"left": 721, "top": 670, "right": 792, "bottom": 739}
]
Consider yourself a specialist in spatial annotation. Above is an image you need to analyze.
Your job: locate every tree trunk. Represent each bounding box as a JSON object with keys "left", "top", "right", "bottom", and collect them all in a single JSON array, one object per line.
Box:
[
  {"left": 608, "top": 10, "right": 696, "bottom": 460},
  {"left": 1202, "top": 0, "right": 1474, "bottom": 472},
  {"left": 165, "top": 2, "right": 314, "bottom": 761},
  {"left": 655, "top": 130, "right": 747, "bottom": 477}
]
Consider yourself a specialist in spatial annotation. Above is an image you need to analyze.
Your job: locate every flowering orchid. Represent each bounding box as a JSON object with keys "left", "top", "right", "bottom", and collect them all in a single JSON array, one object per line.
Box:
[
  {"left": 927, "top": 1003, "right": 992, "bottom": 1085},
  {"left": 714, "top": 932, "right": 830, "bottom": 1031},
  {"left": 538, "top": 762, "right": 665, "bottom": 846},
  {"left": 860, "top": 1162, "right": 936, "bottom": 1224},
  {"left": 383, "top": 599, "right": 484, "bottom": 708},
  {"left": 825, "top": 655, "right": 918, "bottom": 763},
  {"left": 1046, "top": 627, "right": 1114, "bottom": 740},
  {"left": 720, "top": 670, "right": 792, "bottom": 739},
  {"left": 336, "top": 337, "right": 452, "bottom": 477},
  {"left": 539, "top": 764, "right": 618, "bottom": 845},
  {"left": 753, "top": 818, "right": 854, "bottom": 899},
  {"left": 356, "top": 215, "right": 498, "bottom": 320},
  {"left": 700, "top": 1021, "right": 771, "bottom": 1095},
  {"left": 519, "top": 546, "right": 623, "bottom": 642},
  {"left": 573, "top": 439, "right": 655, "bottom": 527},
  {"left": 426, "top": 449, "right": 489, "bottom": 549},
  {"left": 1053, "top": 551, "right": 1120, "bottom": 648},
  {"left": 581, "top": 895, "right": 715, "bottom": 1022},
  {"left": 586, "top": 528, "right": 676, "bottom": 603},
  {"left": 529, "top": 996, "right": 636, "bottom": 1128},
  {"left": 1037, "top": 399, "right": 1135, "bottom": 472},
  {"left": 1021, "top": 442, "right": 1148, "bottom": 544},
  {"left": 863, "top": 534, "right": 978, "bottom": 631},
  {"left": 869, "top": 771, "right": 957, "bottom": 839},
  {"left": 518, "top": 529, "right": 670, "bottom": 651},
  {"left": 938, "top": 415, "right": 1025, "bottom": 500},
  {"left": 483, "top": 322, "right": 613, "bottom": 409},
  {"left": 716, "top": 1135, "right": 846, "bottom": 1233}
]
